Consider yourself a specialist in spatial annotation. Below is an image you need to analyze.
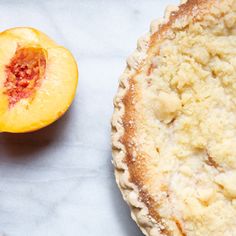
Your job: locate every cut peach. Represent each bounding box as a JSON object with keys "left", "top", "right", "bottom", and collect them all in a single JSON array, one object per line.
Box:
[{"left": 0, "top": 27, "right": 78, "bottom": 133}]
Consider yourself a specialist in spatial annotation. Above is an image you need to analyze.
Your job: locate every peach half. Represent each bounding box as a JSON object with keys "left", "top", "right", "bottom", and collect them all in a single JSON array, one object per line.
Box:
[{"left": 0, "top": 27, "right": 78, "bottom": 133}]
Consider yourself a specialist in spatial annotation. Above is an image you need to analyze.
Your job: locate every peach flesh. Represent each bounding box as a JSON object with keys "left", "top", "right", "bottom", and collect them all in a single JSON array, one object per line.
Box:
[
  {"left": 4, "top": 47, "right": 46, "bottom": 107},
  {"left": 0, "top": 27, "right": 78, "bottom": 133}
]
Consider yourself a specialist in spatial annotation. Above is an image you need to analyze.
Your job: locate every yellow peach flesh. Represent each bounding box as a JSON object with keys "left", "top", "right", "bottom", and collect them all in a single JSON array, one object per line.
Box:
[{"left": 0, "top": 27, "right": 78, "bottom": 133}]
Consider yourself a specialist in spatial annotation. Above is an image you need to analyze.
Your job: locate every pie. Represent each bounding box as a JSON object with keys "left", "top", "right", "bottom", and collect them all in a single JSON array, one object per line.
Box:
[{"left": 112, "top": 0, "right": 236, "bottom": 235}]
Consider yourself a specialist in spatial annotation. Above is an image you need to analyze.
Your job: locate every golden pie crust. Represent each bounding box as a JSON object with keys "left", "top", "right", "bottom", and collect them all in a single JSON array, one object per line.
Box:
[{"left": 112, "top": 0, "right": 236, "bottom": 235}]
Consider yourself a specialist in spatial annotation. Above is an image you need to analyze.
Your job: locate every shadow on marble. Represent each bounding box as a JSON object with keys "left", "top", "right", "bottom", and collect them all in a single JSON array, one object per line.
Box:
[
  {"left": 0, "top": 107, "right": 73, "bottom": 161},
  {"left": 108, "top": 157, "right": 144, "bottom": 236}
]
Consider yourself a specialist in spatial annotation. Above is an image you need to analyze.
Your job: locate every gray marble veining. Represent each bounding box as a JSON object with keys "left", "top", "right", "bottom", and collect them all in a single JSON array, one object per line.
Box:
[{"left": 0, "top": 0, "right": 178, "bottom": 235}]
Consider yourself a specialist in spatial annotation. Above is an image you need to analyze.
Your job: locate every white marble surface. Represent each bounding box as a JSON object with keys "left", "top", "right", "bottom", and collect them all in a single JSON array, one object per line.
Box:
[{"left": 0, "top": 0, "right": 178, "bottom": 235}]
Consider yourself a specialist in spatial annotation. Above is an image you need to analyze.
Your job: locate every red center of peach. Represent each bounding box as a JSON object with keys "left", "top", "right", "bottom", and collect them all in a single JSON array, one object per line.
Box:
[{"left": 4, "top": 47, "right": 46, "bottom": 107}]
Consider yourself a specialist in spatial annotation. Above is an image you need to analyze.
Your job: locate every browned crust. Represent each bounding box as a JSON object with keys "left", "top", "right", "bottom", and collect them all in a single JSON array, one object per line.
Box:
[
  {"left": 150, "top": 0, "right": 212, "bottom": 45},
  {"left": 173, "top": 218, "right": 187, "bottom": 236},
  {"left": 112, "top": 0, "right": 216, "bottom": 235},
  {"left": 121, "top": 78, "right": 170, "bottom": 235}
]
